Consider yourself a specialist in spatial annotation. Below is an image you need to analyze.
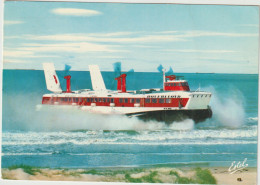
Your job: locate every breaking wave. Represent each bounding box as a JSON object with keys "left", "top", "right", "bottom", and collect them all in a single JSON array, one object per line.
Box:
[
  {"left": 247, "top": 117, "right": 258, "bottom": 122},
  {"left": 2, "top": 125, "right": 257, "bottom": 146}
]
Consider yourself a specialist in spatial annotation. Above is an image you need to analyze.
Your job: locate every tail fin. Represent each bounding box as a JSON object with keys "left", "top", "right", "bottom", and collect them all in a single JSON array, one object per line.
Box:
[
  {"left": 88, "top": 65, "right": 106, "bottom": 91},
  {"left": 43, "top": 63, "right": 62, "bottom": 93}
]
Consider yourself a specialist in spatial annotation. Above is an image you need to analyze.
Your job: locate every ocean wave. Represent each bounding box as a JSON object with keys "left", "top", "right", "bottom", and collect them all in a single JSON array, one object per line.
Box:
[
  {"left": 2, "top": 126, "right": 257, "bottom": 146},
  {"left": 3, "top": 129, "right": 257, "bottom": 143},
  {"left": 2, "top": 152, "right": 256, "bottom": 156},
  {"left": 2, "top": 139, "right": 257, "bottom": 146},
  {"left": 247, "top": 117, "right": 258, "bottom": 122},
  {"left": 132, "top": 129, "right": 257, "bottom": 141},
  {"left": 2, "top": 152, "right": 53, "bottom": 156}
]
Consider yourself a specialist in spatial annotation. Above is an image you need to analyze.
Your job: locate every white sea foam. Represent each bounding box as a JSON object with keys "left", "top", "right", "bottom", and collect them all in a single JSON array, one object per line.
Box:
[
  {"left": 2, "top": 139, "right": 257, "bottom": 146},
  {"left": 5, "top": 97, "right": 199, "bottom": 131},
  {"left": 2, "top": 126, "right": 257, "bottom": 146},
  {"left": 247, "top": 117, "right": 258, "bottom": 122},
  {"left": 2, "top": 152, "right": 256, "bottom": 156},
  {"left": 3, "top": 139, "right": 257, "bottom": 146},
  {"left": 169, "top": 119, "right": 194, "bottom": 130}
]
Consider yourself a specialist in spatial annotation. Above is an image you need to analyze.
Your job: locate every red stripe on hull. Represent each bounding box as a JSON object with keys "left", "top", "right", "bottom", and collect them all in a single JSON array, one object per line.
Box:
[{"left": 42, "top": 97, "right": 189, "bottom": 108}]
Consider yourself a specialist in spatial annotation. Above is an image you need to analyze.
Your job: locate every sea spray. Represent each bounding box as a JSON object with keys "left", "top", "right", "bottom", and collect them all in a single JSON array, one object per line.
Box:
[
  {"left": 4, "top": 91, "right": 197, "bottom": 131},
  {"left": 169, "top": 119, "right": 194, "bottom": 131},
  {"left": 203, "top": 86, "right": 245, "bottom": 128},
  {"left": 34, "top": 105, "right": 196, "bottom": 131},
  {"left": 4, "top": 87, "right": 244, "bottom": 131}
]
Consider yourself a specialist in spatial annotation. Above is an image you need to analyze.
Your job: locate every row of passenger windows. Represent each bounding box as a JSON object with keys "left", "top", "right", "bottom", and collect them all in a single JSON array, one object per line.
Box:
[
  {"left": 145, "top": 98, "right": 171, "bottom": 104},
  {"left": 49, "top": 97, "right": 141, "bottom": 103},
  {"left": 165, "top": 82, "right": 188, "bottom": 87},
  {"left": 46, "top": 97, "right": 174, "bottom": 104}
]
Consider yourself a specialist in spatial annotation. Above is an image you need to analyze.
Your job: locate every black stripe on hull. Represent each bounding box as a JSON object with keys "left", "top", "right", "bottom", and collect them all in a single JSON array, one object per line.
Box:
[{"left": 127, "top": 107, "right": 212, "bottom": 124}]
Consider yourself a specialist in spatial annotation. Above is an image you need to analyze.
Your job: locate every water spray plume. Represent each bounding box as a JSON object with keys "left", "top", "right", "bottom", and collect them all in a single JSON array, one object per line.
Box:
[
  {"left": 203, "top": 86, "right": 245, "bottom": 128},
  {"left": 4, "top": 92, "right": 197, "bottom": 131}
]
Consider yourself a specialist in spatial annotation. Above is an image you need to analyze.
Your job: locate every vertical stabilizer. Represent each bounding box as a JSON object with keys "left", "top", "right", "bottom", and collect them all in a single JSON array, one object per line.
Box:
[
  {"left": 88, "top": 65, "right": 106, "bottom": 91},
  {"left": 43, "top": 63, "right": 62, "bottom": 93}
]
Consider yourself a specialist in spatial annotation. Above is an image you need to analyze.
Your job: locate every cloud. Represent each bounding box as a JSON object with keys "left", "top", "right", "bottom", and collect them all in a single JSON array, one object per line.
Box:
[
  {"left": 21, "top": 30, "right": 257, "bottom": 45},
  {"left": 4, "top": 50, "right": 34, "bottom": 57},
  {"left": 240, "top": 24, "right": 259, "bottom": 28},
  {"left": 51, "top": 8, "right": 102, "bottom": 17},
  {"left": 4, "top": 50, "right": 60, "bottom": 58},
  {"left": 20, "top": 42, "right": 124, "bottom": 53},
  {"left": 4, "top": 20, "right": 24, "bottom": 25},
  {"left": 3, "top": 42, "right": 127, "bottom": 61},
  {"left": 3, "top": 29, "right": 257, "bottom": 73},
  {"left": 3, "top": 59, "right": 31, "bottom": 63},
  {"left": 88, "top": 32, "right": 136, "bottom": 37},
  {"left": 165, "top": 49, "right": 237, "bottom": 53},
  {"left": 26, "top": 33, "right": 185, "bottom": 43},
  {"left": 96, "top": 55, "right": 125, "bottom": 59},
  {"left": 4, "top": 36, "right": 21, "bottom": 39},
  {"left": 199, "top": 58, "right": 250, "bottom": 64},
  {"left": 180, "top": 30, "right": 258, "bottom": 38}
]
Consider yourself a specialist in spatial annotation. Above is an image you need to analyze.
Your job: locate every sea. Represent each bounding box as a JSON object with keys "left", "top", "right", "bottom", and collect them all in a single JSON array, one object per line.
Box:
[{"left": 1, "top": 70, "right": 258, "bottom": 169}]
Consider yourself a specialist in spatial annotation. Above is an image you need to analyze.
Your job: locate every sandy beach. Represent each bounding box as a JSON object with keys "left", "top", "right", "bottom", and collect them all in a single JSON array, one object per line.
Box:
[
  {"left": 209, "top": 167, "right": 257, "bottom": 185},
  {"left": 1, "top": 166, "right": 257, "bottom": 184}
]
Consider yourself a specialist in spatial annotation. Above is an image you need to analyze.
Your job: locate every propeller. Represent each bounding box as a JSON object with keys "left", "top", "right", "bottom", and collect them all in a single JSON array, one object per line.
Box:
[
  {"left": 113, "top": 62, "right": 121, "bottom": 77},
  {"left": 62, "top": 64, "right": 72, "bottom": 78},
  {"left": 166, "top": 67, "right": 174, "bottom": 75},
  {"left": 157, "top": 64, "right": 163, "bottom": 73},
  {"left": 113, "top": 61, "right": 134, "bottom": 76},
  {"left": 61, "top": 64, "right": 75, "bottom": 91},
  {"left": 112, "top": 62, "right": 135, "bottom": 90},
  {"left": 64, "top": 64, "right": 71, "bottom": 73},
  {"left": 157, "top": 64, "right": 174, "bottom": 74},
  {"left": 127, "top": 68, "right": 134, "bottom": 73}
]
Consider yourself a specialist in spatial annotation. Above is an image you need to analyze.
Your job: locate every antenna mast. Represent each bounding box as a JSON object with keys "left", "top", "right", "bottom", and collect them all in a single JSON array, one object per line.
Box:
[{"left": 162, "top": 69, "right": 166, "bottom": 91}]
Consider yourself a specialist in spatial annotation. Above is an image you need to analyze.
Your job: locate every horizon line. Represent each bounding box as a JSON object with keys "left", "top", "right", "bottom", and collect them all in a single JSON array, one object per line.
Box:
[{"left": 2, "top": 68, "right": 259, "bottom": 75}]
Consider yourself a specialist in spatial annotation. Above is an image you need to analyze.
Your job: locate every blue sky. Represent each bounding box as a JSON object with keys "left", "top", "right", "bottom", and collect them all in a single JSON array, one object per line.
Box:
[{"left": 3, "top": 2, "right": 259, "bottom": 73}]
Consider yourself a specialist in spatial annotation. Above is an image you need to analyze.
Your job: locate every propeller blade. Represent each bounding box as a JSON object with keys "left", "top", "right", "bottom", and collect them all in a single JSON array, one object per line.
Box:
[
  {"left": 60, "top": 64, "right": 72, "bottom": 91},
  {"left": 166, "top": 67, "right": 174, "bottom": 75},
  {"left": 64, "top": 64, "right": 71, "bottom": 73},
  {"left": 113, "top": 62, "right": 121, "bottom": 76},
  {"left": 126, "top": 68, "right": 134, "bottom": 75},
  {"left": 157, "top": 64, "right": 163, "bottom": 72},
  {"left": 128, "top": 69, "right": 134, "bottom": 73}
]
